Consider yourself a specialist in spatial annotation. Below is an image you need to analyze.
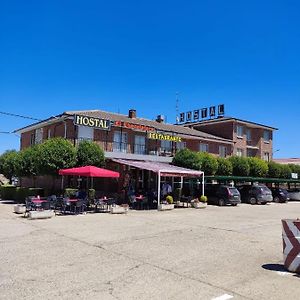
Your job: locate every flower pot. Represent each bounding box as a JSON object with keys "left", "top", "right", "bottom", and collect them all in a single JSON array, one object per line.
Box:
[
  {"left": 110, "top": 205, "right": 128, "bottom": 214},
  {"left": 14, "top": 204, "right": 26, "bottom": 214},
  {"left": 157, "top": 204, "right": 175, "bottom": 211},
  {"left": 192, "top": 202, "right": 207, "bottom": 209}
]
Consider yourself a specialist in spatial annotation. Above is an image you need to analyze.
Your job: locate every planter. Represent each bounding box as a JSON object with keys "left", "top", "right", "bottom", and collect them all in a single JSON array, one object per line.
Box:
[
  {"left": 282, "top": 219, "right": 300, "bottom": 273},
  {"left": 157, "top": 204, "right": 175, "bottom": 211},
  {"left": 192, "top": 202, "right": 207, "bottom": 209},
  {"left": 14, "top": 204, "right": 26, "bottom": 214},
  {"left": 110, "top": 205, "right": 128, "bottom": 214},
  {"left": 28, "top": 210, "right": 55, "bottom": 220}
]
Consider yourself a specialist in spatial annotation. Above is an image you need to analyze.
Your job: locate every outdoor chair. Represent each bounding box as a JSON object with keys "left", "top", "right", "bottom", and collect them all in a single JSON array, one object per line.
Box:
[
  {"left": 62, "top": 198, "right": 72, "bottom": 214},
  {"left": 74, "top": 200, "right": 84, "bottom": 214},
  {"left": 141, "top": 196, "right": 149, "bottom": 210},
  {"left": 41, "top": 201, "right": 51, "bottom": 210},
  {"left": 24, "top": 197, "right": 33, "bottom": 217},
  {"left": 47, "top": 195, "right": 57, "bottom": 210}
]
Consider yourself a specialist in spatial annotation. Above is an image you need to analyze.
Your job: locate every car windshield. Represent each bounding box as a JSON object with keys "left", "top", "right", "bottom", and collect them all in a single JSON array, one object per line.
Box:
[
  {"left": 260, "top": 186, "right": 271, "bottom": 194},
  {"left": 229, "top": 188, "right": 239, "bottom": 194}
]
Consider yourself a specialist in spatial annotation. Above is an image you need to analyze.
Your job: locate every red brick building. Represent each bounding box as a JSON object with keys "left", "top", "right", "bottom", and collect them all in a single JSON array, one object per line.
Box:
[{"left": 183, "top": 117, "right": 277, "bottom": 161}]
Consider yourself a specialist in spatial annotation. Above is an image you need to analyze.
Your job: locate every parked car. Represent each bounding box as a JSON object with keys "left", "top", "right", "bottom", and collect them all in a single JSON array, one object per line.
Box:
[
  {"left": 287, "top": 188, "right": 300, "bottom": 201},
  {"left": 271, "top": 187, "right": 289, "bottom": 203},
  {"left": 238, "top": 184, "right": 273, "bottom": 205},
  {"left": 205, "top": 184, "right": 241, "bottom": 206}
]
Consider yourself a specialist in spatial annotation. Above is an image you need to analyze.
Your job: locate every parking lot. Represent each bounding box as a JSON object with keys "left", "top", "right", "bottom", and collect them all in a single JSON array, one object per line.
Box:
[{"left": 1, "top": 201, "right": 300, "bottom": 300}]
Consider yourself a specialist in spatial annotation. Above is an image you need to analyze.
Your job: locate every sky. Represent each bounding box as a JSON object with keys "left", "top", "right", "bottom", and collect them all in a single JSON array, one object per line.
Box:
[{"left": 0, "top": 0, "right": 299, "bottom": 157}]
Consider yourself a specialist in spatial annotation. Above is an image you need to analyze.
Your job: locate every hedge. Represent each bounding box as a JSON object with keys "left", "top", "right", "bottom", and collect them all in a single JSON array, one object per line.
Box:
[{"left": 0, "top": 186, "right": 44, "bottom": 203}]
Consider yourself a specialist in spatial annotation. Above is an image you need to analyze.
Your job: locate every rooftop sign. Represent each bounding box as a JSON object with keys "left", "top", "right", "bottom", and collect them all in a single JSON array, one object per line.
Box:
[
  {"left": 178, "top": 104, "right": 225, "bottom": 124},
  {"left": 114, "top": 120, "right": 155, "bottom": 132}
]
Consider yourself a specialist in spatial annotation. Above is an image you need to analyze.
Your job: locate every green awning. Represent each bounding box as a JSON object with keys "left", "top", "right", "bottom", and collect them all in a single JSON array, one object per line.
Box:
[{"left": 205, "top": 175, "right": 300, "bottom": 184}]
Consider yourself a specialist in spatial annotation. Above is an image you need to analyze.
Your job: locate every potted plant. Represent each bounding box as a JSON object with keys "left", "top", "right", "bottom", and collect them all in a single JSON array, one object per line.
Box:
[
  {"left": 193, "top": 195, "right": 207, "bottom": 209},
  {"left": 158, "top": 195, "right": 175, "bottom": 211}
]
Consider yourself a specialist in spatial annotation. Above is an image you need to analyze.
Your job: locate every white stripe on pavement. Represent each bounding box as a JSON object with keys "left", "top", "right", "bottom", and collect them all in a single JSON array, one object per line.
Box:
[{"left": 212, "top": 294, "right": 233, "bottom": 300}]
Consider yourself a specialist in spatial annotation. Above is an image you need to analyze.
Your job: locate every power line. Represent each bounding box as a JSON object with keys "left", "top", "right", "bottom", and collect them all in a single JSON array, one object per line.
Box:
[{"left": 0, "top": 111, "right": 42, "bottom": 121}]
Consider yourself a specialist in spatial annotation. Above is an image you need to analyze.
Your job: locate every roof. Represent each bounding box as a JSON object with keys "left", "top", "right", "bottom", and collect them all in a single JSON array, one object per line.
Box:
[
  {"left": 182, "top": 117, "right": 278, "bottom": 131},
  {"left": 273, "top": 158, "right": 300, "bottom": 165},
  {"left": 15, "top": 109, "right": 233, "bottom": 144},
  {"left": 112, "top": 159, "right": 204, "bottom": 177}
]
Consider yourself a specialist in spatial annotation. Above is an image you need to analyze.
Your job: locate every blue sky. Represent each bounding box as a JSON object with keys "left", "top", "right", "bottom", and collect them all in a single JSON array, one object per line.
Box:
[{"left": 0, "top": 0, "right": 299, "bottom": 157}]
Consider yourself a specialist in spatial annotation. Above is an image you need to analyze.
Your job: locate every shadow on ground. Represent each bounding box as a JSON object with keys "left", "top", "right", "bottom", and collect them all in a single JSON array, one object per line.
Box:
[{"left": 262, "top": 263, "right": 300, "bottom": 278}]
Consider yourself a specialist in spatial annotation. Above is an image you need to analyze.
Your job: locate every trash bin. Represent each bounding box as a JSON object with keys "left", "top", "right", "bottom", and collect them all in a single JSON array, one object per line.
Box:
[{"left": 281, "top": 219, "right": 300, "bottom": 273}]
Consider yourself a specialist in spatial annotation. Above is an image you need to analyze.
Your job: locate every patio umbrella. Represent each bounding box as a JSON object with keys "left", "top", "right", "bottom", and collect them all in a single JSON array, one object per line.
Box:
[{"left": 58, "top": 166, "right": 120, "bottom": 189}]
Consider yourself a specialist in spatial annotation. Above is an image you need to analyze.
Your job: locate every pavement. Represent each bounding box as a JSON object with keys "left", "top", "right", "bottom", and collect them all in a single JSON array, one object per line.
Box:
[{"left": 1, "top": 200, "right": 300, "bottom": 300}]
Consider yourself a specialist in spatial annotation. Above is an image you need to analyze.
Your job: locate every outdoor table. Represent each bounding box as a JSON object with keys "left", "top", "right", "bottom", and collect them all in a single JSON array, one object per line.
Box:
[
  {"left": 68, "top": 199, "right": 79, "bottom": 202},
  {"left": 31, "top": 199, "right": 48, "bottom": 204}
]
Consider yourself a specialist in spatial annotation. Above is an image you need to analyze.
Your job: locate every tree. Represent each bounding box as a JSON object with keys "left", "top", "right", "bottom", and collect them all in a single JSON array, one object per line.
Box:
[
  {"left": 19, "top": 145, "right": 41, "bottom": 186},
  {"left": 247, "top": 157, "right": 269, "bottom": 177},
  {"left": 76, "top": 140, "right": 105, "bottom": 167},
  {"left": 228, "top": 156, "right": 250, "bottom": 176},
  {"left": 0, "top": 150, "right": 22, "bottom": 182},
  {"left": 268, "top": 161, "right": 282, "bottom": 178},
  {"left": 288, "top": 164, "right": 300, "bottom": 178},
  {"left": 172, "top": 149, "right": 199, "bottom": 170},
  {"left": 38, "top": 138, "right": 76, "bottom": 175},
  {"left": 280, "top": 164, "right": 291, "bottom": 179},
  {"left": 196, "top": 152, "right": 218, "bottom": 175},
  {"left": 216, "top": 157, "right": 233, "bottom": 176}
]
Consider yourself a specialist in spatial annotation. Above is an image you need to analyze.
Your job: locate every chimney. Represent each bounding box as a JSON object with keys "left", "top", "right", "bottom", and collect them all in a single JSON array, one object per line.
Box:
[
  {"left": 156, "top": 115, "right": 165, "bottom": 123},
  {"left": 128, "top": 109, "right": 136, "bottom": 118}
]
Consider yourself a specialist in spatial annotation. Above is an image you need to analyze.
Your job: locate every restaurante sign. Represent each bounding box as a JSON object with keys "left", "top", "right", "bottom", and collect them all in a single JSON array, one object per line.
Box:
[
  {"left": 147, "top": 132, "right": 182, "bottom": 142},
  {"left": 74, "top": 115, "right": 111, "bottom": 130}
]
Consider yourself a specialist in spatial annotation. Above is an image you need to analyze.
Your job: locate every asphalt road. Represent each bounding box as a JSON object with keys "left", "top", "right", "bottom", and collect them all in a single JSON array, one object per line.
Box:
[{"left": 1, "top": 201, "right": 300, "bottom": 300}]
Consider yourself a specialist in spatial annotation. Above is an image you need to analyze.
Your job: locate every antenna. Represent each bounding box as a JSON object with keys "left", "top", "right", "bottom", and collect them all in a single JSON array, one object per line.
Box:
[{"left": 175, "top": 92, "right": 179, "bottom": 124}]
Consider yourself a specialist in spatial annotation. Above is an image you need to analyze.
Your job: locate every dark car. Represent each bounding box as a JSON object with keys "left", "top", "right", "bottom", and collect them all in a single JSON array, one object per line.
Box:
[
  {"left": 238, "top": 184, "right": 273, "bottom": 205},
  {"left": 271, "top": 187, "right": 289, "bottom": 203},
  {"left": 205, "top": 185, "right": 241, "bottom": 206}
]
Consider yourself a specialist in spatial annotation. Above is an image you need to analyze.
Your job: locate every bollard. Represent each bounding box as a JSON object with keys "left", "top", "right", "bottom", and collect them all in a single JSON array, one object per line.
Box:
[{"left": 281, "top": 219, "right": 300, "bottom": 273}]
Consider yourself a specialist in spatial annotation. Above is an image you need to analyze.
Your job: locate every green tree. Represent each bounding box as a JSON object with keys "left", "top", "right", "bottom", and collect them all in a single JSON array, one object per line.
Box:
[
  {"left": 76, "top": 140, "right": 105, "bottom": 167},
  {"left": 228, "top": 156, "right": 250, "bottom": 176},
  {"left": 247, "top": 157, "right": 269, "bottom": 177},
  {"left": 267, "top": 161, "right": 282, "bottom": 178},
  {"left": 279, "top": 164, "right": 291, "bottom": 179},
  {"left": 0, "top": 150, "right": 22, "bottom": 182},
  {"left": 38, "top": 138, "right": 76, "bottom": 175},
  {"left": 172, "top": 149, "right": 199, "bottom": 169},
  {"left": 196, "top": 152, "right": 218, "bottom": 175},
  {"left": 216, "top": 157, "right": 233, "bottom": 176},
  {"left": 288, "top": 164, "right": 300, "bottom": 178}
]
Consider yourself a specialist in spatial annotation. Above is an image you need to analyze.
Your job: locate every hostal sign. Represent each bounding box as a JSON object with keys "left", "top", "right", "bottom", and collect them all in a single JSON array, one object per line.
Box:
[{"left": 74, "top": 115, "right": 111, "bottom": 130}]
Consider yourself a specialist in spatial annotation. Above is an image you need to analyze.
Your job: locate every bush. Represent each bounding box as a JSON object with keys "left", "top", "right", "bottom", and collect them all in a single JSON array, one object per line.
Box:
[
  {"left": 247, "top": 157, "right": 269, "bottom": 177},
  {"left": 280, "top": 164, "right": 291, "bottom": 179},
  {"left": 228, "top": 156, "right": 250, "bottom": 176},
  {"left": 0, "top": 185, "right": 16, "bottom": 200},
  {"left": 196, "top": 152, "right": 218, "bottom": 175},
  {"left": 64, "top": 188, "right": 78, "bottom": 198},
  {"left": 166, "top": 195, "right": 174, "bottom": 204},
  {"left": 216, "top": 158, "right": 233, "bottom": 176},
  {"left": 200, "top": 195, "right": 208, "bottom": 203}
]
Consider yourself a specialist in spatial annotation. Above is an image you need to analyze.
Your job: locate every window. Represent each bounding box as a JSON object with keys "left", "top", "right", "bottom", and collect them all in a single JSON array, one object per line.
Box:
[
  {"left": 78, "top": 125, "right": 94, "bottom": 141},
  {"left": 160, "top": 140, "right": 172, "bottom": 154},
  {"left": 47, "top": 128, "right": 51, "bottom": 139},
  {"left": 264, "top": 130, "right": 270, "bottom": 142},
  {"left": 236, "top": 148, "right": 243, "bottom": 157},
  {"left": 35, "top": 128, "right": 43, "bottom": 144},
  {"left": 176, "top": 141, "right": 186, "bottom": 151},
  {"left": 30, "top": 133, "right": 35, "bottom": 145},
  {"left": 113, "top": 131, "right": 128, "bottom": 153},
  {"left": 246, "top": 129, "right": 251, "bottom": 141},
  {"left": 247, "top": 149, "right": 255, "bottom": 157},
  {"left": 219, "top": 146, "right": 227, "bottom": 158},
  {"left": 199, "top": 143, "right": 209, "bottom": 152},
  {"left": 263, "top": 152, "right": 270, "bottom": 162},
  {"left": 134, "top": 135, "right": 146, "bottom": 154},
  {"left": 236, "top": 125, "right": 243, "bottom": 138}
]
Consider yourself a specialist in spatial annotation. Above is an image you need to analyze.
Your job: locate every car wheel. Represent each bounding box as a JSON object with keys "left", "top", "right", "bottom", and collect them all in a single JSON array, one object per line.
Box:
[
  {"left": 218, "top": 199, "right": 225, "bottom": 206},
  {"left": 249, "top": 197, "right": 256, "bottom": 205},
  {"left": 274, "top": 196, "right": 280, "bottom": 203}
]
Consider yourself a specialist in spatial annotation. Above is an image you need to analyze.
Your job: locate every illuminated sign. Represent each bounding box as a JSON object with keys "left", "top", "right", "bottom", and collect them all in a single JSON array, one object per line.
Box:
[
  {"left": 74, "top": 115, "right": 111, "bottom": 130},
  {"left": 179, "top": 104, "right": 225, "bottom": 123},
  {"left": 114, "top": 121, "right": 155, "bottom": 132},
  {"left": 147, "top": 132, "right": 182, "bottom": 142}
]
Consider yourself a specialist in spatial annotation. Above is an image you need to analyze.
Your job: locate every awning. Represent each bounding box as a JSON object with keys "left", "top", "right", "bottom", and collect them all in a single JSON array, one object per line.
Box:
[
  {"left": 112, "top": 159, "right": 203, "bottom": 177},
  {"left": 58, "top": 166, "right": 120, "bottom": 178}
]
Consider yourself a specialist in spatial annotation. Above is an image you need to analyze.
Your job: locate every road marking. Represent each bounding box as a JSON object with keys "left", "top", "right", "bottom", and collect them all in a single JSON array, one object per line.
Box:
[{"left": 212, "top": 294, "right": 233, "bottom": 300}]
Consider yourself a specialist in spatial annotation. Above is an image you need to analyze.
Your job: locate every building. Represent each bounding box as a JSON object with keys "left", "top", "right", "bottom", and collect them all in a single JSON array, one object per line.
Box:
[
  {"left": 273, "top": 158, "right": 300, "bottom": 165},
  {"left": 182, "top": 117, "right": 277, "bottom": 161},
  {"left": 16, "top": 109, "right": 233, "bottom": 162}
]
